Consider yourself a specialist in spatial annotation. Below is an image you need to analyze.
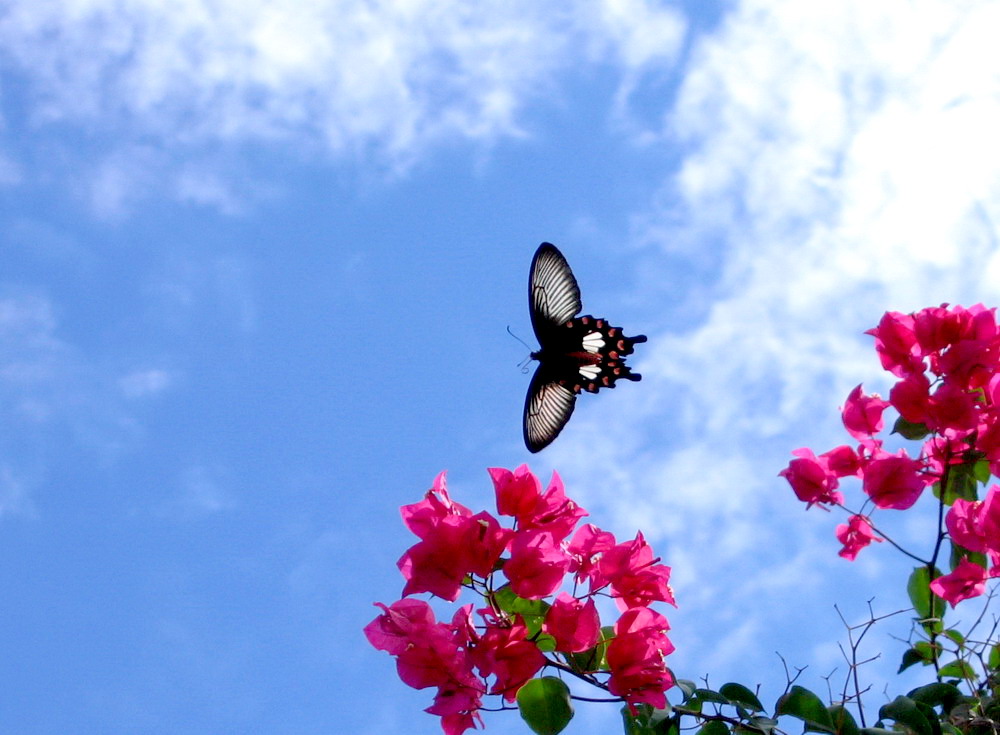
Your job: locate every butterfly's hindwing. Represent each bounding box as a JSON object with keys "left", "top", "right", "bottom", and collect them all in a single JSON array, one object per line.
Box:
[{"left": 523, "top": 366, "right": 577, "bottom": 453}]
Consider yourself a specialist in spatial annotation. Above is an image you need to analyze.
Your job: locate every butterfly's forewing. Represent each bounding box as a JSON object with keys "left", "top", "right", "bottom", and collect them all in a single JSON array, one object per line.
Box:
[
  {"left": 523, "top": 365, "right": 577, "bottom": 453},
  {"left": 529, "top": 243, "right": 582, "bottom": 337}
]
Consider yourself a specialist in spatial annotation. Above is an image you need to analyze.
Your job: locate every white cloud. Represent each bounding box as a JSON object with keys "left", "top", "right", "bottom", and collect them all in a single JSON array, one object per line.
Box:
[
  {"left": 119, "top": 369, "right": 173, "bottom": 398},
  {"left": 173, "top": 465, "right": 236, "bottom": 515},
  {"left": 548, "top": 0, "right": 1000, "bottom": 692},
  {"left": 0, "top": 0, "right": 686, "bottom": 211}
]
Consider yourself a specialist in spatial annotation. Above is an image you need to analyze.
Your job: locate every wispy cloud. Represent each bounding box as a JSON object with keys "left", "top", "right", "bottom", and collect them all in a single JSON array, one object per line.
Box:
[
  {"left": 0, "top": 0, "right": 686, "bottom": 212},
  {"left": 546, "top": 0, "right": 1000, "bottom": 688}
]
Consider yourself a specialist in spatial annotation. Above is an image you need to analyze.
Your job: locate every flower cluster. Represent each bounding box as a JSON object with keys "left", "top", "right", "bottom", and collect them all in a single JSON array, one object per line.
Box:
[
  {"left": 365, "top": 466, "right": 676, "bottom": 734},
  {"left": 780, "top": 305, "right": 1000, "bottom": 604}
]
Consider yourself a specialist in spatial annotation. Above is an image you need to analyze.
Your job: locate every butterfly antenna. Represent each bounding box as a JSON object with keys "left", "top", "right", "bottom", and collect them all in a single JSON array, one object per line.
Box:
[
  {"left": 506, "top": 325, "right": 533, "bottom": 352},
  {"left": 507, "top": 326, "right": 535, "bottom": 373}
]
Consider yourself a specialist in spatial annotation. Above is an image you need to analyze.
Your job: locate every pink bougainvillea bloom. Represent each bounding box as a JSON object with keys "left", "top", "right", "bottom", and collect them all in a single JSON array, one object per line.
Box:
[
  {"left": 929, "top": 558, "right": 988, "bottom": 606},
  {"left": 518, "top": 471, "right": 588, "bottom": 541},
  {"left": 842, "top": 384, "right": 890, "bottom": 442},
  {"left": 835, "top": 514, "right": 882, "bottom": 561},
  {"left": 471, "top": 617, "right": 545, "bottom": 702},
  {"left": 889, "top": 372, "right": 931, "bottom": 425},
  {"left": 862, "top": 449, "right": 927, "bottom": 510},
  {"left": 607, "top": 607, "right": 674, "bottom": 713},
  {"left": 488, "top": 464, "right": 542, "bottom": 519},
  {"left": 599, "top": 532, "right": 675, "bottom": 610},
  {"left": 945, "top": 497, "right": 988, "bottom": 553},
  {"left": 399, "top": 510, "right": 512, "bottom": 601},
  {"left": 820, "top": 445, "right": 862, "bottom": 478},
  {"left": 779, "top": 448, "right": 844, "bottom": 508},
  {"left": 913, "top": 304, "right": 970, "bottom": 355},
  {"left": 567, "top": 523, "right": 617, "bottom": 588},
  {"left": 979, "top": 485, "right": 1000, "bottom": 552},
  {"left": 365, "top": 598, "right": 437, "bottom": 655},
  {"left": 935, "top": 339, "right": 1000, "bottom": 390},
  {"left": 927, "top": 381, "right": 979, "bottom": 432},
  {"left": 503, "top": 529, "right": 571, "bottom": 599},
  {"left": 976, "top": 414, "right": 1000, "bottom": 468},
  {"left": 543, "top": 592, "right": 601, "bottom": 653},
  {"left": 866, "top": 311, "right": 922, "bottom": 377},
  {"left": 401, "top": 471, "right": 473, "bottom": 540}
]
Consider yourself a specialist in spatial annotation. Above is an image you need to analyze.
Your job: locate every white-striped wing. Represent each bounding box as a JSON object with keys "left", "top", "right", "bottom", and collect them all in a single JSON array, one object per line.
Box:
[
  {"left": 523, "top": 367, "right": 577, "bottom": 453},
  {"left": 529, "top": 243, "right": 581, "bottom": 338}
]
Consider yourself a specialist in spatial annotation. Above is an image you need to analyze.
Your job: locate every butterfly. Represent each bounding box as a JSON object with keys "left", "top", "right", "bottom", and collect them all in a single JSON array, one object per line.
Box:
[{"left": 523, "top": 242, "right": 647, "bottom": 453}]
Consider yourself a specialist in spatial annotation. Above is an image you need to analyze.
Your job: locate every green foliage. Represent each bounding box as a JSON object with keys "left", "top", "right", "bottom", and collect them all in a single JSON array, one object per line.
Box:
[
  {"left": 566, "top": 626, "right": 612, "bottom": 674},
  {"left": 493, "top": 586, "right": 551, "bottom": 638},
  {"left": 775, "top": 685, "right": 835, "bottom": 733},
  {"left": 517, "top": 677, "right": 574, "bottom": 735},
  {"left": 893, "top": 417, "right": 930, "bottom": 440}
]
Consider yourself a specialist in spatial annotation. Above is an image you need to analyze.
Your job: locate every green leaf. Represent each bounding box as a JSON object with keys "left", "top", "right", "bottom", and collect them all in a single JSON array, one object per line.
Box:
[
  {"left": 675, "top": 680, "right": 698, "bottom": 702},
  {"left": 688, "top": 688, "right": 730, "bottom": 712},
  {"left": 907, "top": 683, "right": 962, "bottom": 713},
  {"left": 879, "top": 696, "right": 932, "bottom": 735},
  {"left": 828, "top": 705, "right": 860, "bottom": 735},
  {"left": 972, "top": 459, "right": 991, "bottom": 484},
  {"left": 940, "top": 462, "right": 979, "bottom": 504},
  {"left": 775, "top": 686, "right": 835, "bottom": 732},
  {"left": 517, "top": 677, "right": 574, "bottom": 735},
  {"left": 566, "top": 628, "right": 611, "bottom": 674},
  {"left": 719, "top": 683, "right": 763, "bottom": 713},
  {"left": 697, "top": 721, "right": 729, "bottom": 735},
  {"left": 941, "top": 628, "right": 965, "bottom": 646},
  {"left": 899, "top": 647, "right": 928, "bottom": 673},
  {"left": 908, "top": 567, "right": 934, "bottom": 620},
  {"left": 893, "top": 417, "right": 930, "bottom": 440},
  {"left": 860, "top": 729, "right": 900, "bottom": 735},
  {"left": 937, "top": 659, "right": 975, "bottom": 679},
  {"left": 622, "top": 704, "right": 673, "bottom": 735},
  {"left": 988, "top": 642, "right": 1000, "bottom": 670},
  {"left": 492, "top": 587, "right": 550, "bottom": 637}
]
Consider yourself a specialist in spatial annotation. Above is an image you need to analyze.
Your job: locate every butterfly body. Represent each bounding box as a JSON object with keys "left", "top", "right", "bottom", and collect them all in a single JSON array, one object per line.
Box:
[{"left": 523, "top": 243, "right": 646, "bottom": 452}]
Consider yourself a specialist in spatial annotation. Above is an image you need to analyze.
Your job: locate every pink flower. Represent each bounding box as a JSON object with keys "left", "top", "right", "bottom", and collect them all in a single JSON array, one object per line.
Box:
[
  {"left": 401, "top": 471, "right": 473, "bottom": 539},
  {"left": 519, "top": 471, "right": 588, "bottom": 541},
  {"left": 365, "top": 599, "right": 438, "bottom": 655},
  {"left": 945, "top": 497, "right": 988, "bottom": 553},
  {"left": 607, "top": 607, "right": 674, "bottom": 713},
  {"left": 471, "top": 617, "right": 545, "bottom": 702},
  {"left": 862, "top": 449, "right": 927, "bottom": 510},
  {"left": 835, "top": 514, "right": 882, "bottom": 561},
  {"left": 489, "top": 466, "right": 587, "bottom": 541},
  {"left": 503, "top": 529, "right": 571, "bottom": 599},
  {"left": 398, "top": 510, "right": 513, "bottom": 601},
  {"left": 567, "top": 524, "right": 616, "bottom": 588},
  {"left": 929, "top": 558, "right": 988, "bottom": 606},
  {"left": 927, "top": 381, "right": 979, "bottom": 432},
  {"left": 489, "top": 464, "right": 542, "bottom": 518},
  {"left": 779, "top": 448, "right": 844, "bottom": 508},
  {"left": 981, "top": 485, "right": 1000, "bottom": 552},
  {"left": 366, "top": 600, "right": 485, "bottom": 735},
  {"left": 599, "top": 532, "right": 675, "bottom": 610},
  {"left": 842, "top": 385, "right": 889, "bottom": 443},
  {"left": 866, "top": 311, "right": 922, "bottom": 377},
  {"left": 543, "top": 593, "right": 601, "bottom": 653},
  {"left": 820, "top": 445, "right": 862, "bottom": 478},
  {"left": 889, "top": 372, "right": 931, "bottom": 425}
]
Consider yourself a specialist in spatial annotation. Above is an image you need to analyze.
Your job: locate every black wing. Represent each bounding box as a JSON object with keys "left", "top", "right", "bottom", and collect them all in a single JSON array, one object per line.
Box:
[
  {"left": 529, "top": 243, "right": 581, "bottom": 340},
  {"left": 523, "top": 365, "right": 577, "bottom": 453}
]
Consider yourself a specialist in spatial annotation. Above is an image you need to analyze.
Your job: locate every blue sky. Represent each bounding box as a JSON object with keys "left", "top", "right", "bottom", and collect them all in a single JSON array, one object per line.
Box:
[{"left": 3, "top": 1, "right": 1000, "bottom": 733}]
